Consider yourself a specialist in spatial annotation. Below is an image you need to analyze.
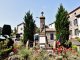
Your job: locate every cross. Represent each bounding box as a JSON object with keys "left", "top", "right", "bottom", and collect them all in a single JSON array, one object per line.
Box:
[{"left": 41, "top": 11, "right": 44, "bottom": 16}]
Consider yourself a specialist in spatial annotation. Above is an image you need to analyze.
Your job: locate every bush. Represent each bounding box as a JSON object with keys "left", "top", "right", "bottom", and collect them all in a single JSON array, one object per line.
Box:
[
  {"left": 10, "top": 33, "right": 15, "bottom": 37},
  {"left": 78, "top": 38, "right": 80, "bottom": 42},
  {"left": 72, "top": 45, "right": 77, "bottom": 50},
  {"left": 75, "top": 37, "right": 79, "bottom": 40}
]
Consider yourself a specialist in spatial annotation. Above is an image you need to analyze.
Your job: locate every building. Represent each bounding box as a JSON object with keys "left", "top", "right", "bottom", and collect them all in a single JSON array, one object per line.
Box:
[
  {"left": 0, "top": 27, "right": 2, "bottom": 34},
  {"left": 67, "top": 6, "right": 80, "bottom": 38},
  {"left": 17, "top": 22, "right": 24, "bottom": 35},
  {"left": 46, "top": 22, "right": 56, "bottom": 40}
]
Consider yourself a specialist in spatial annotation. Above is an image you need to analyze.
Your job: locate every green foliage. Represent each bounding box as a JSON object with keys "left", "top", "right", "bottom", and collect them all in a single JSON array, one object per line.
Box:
[
  {"left": 72, "top": 45, "right": 77, "bottom": 50},
  {"left": 23, "top": 11, "right": 35, "bottom": 44},
  {"left": 55, "top": 4, "right": 69, "bottom": 45},
  {"left": 14, "top": 27, "right": 17, "bottom": 34},
  {"left": 78, "top": 38, "right": 80, "bottom": 42},
  {"left": 15, "top": 43, "right": 23, "bottom": 48},
  {"left": 2, "top": 24, "right": 11, "bottom": 36},
  {"left": 64, "top": 39, "right": 72, "bottom": 48},
  {"left": 36, "top": 28, "right": 40, "bottom": 33},
  {"left": 45, "top": 25, "right": 49, "bottom": 28},
  {"left": 18, "top": 48, "right": 30, "bottom": 56},
  {"left": 75, "top": 37, "right": 79, "bottom": 39},
  {"left": 10, "top": 33, "right": 15, "bottom": 37}
]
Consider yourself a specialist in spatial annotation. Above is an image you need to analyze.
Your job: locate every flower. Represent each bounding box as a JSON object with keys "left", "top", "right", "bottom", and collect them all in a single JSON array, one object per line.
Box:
[
  {"left": 35, "top": 48, "right": 37, "bottom": 51},
  {"left": 6, "top": 54, "right": 7, "bottom": 56},
  {"left": 74, "top": 51, "right": 76, "bottom": 54},
  {"left": 53, "top": 48, "right": 56, "bottom": 51},
  {"left": 57, "top": 42, "right": 61, "bottom": 45},
  {"left": 16, "top": 54, "right": 17, "bottom": 55},
  {"left": 13, "top": 48, "right": 16, "bottom": 51},
  {"left": 77, "top": 54, "right": 78, "bottom": 56},
  {"left": 69, "top": 48, "right": 72, "bottom": 50},
  {"left": 39, "top": 52, "right": 41, "bottom": 54}
]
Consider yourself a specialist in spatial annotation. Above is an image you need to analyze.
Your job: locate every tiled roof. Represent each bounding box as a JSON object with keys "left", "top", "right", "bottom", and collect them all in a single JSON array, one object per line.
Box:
[
  {"left": 67, "top": 6, "right": 80, "bottom": 16},
  {"left": 17, "top": 22, "right": 24, "bottom": 26}
]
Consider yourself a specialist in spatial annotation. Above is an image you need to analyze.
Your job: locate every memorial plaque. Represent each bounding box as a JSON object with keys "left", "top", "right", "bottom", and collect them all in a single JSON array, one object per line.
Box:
[
  {"left": 40, "top": 37, "right": 45, "bottom": 43},
  {"left": 40, "top": 45, "right": 45, "bottom": 48}
]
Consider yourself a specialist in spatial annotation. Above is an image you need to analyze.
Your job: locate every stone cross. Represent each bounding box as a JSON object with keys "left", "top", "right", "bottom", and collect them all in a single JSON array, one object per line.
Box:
[{"left": 41, "top": 11, "right": 44, "bottom": 16}]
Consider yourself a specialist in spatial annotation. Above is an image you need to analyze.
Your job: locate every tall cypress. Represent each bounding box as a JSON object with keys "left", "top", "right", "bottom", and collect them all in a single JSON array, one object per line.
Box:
[
  {"left": 55, "top": 4, "right": 70, "bottom": 45},
  {"left": 23, "top": 11, "right": 35, "bottom": 44}
]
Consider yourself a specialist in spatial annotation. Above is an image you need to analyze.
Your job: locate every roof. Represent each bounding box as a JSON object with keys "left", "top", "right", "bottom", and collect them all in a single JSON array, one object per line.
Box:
[
  {"left": 46, "top": 28, "right": 55, "bottom": 32},
  {"left": 17, "top": 22, "right": 24, "bottom": 26},
  {"left": 67, "top": 6, "right": 80, "bottom": 16},
  {"left": 49, "top": 22, "right": 55, "bottom": 25}
]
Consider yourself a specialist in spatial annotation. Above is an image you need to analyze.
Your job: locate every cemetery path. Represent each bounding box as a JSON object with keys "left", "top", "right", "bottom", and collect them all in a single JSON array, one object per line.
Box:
[{"left": 71, "top": 39, "right": 80, "bottom": 50}]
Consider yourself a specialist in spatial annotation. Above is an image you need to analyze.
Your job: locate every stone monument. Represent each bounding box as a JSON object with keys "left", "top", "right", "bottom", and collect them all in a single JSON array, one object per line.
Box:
[{"left": 38, "top": 11, "right": 49, "bottom": 49}]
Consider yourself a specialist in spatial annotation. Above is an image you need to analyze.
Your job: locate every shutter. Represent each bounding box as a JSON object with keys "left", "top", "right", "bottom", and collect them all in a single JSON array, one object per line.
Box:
[
  {"left": 74, "top": 29, "right": 76, "bottom": 35},
  {"left": 74, "top": 20, "right": 75, "bottom": 25}
]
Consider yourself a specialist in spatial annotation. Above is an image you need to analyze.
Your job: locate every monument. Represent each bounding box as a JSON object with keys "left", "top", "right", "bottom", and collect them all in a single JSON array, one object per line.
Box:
[{"left": 38, "top": 11, "right": 49, "bottom": 49}]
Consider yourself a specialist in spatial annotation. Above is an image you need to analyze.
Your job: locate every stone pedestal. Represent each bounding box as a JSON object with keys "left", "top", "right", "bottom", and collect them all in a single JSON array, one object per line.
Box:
[{"left": 36, "top": 11, "right": 51, "bottom": 50}]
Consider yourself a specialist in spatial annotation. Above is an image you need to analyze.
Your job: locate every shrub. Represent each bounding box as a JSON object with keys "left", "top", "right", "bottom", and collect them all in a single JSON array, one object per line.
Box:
[
  {"left": 78, "top": 38, "right": 80, "bottom": 42},
  {"left": 75, "top": 37, "right": 79, "bottom": 40},
  {"left": 10, "top": 33, "right": 15, "bottom": 37},
  {"left": 72, "top": 45, "right": 77, "bottom": 50},
  {"left": 18, "top": 48, "right": 30, "bottom": 57}
]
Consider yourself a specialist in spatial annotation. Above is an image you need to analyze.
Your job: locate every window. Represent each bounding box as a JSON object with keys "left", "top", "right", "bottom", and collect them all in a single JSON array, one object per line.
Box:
[
  {"left": 70, "top": 21, "right": 72, "bottom": 26},
  {"left": 21, "top": 28, "right": 22, "bottom": 30},
  {"left": 74, "top": 19, "right": 78, "bottom": 25},
  {"left": 74, "top": 12, "right": 76, "bottom": 15},
  {"left": 70, "top": 30, "right": 72, "bottom": 35},
  {"left": 74, "top": 29, "right": 78, "bottom": 35}
]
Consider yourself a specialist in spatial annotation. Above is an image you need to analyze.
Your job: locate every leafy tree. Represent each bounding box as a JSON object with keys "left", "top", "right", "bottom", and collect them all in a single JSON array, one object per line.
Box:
[
  {"left": 23, "top": 11, "right": 35, "bottom": 44},
  {"left": 45, "top": 25, "right": 49, "bottom": 28},
  {"left": 55, "top": 4, "right": 70, "bottom": 45},
  {"left": 14, "top": 27, "right": 17, "bottom": 34},
  {"left": 36, "top": 28, "right": 40, "bottom": 33},
  {"left": 2, "top": 24, "right": 11, "bottom": 36}
]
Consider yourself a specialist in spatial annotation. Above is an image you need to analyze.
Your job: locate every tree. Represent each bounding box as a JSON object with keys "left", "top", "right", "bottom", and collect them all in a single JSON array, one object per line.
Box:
[
  {"left": 55, "top": 4, "right": 70, "bottom": 45},
  {"left": 36, "top": 28, "right": 40, "bottom": 33},
  {"left": 45, "top": 25, "right": 49, "bottom": 28},
  {"left": 11, "top": 29, "right": 13, "bottom": 33},
  {"left": 23, "top": 11, "right": 35, "bottom": 44},
  {"left": 2, "top": 24, "right": 11, "bottom": 36},
  {"left": 14, "top": 27, "right": 17, "bottom": 34}
]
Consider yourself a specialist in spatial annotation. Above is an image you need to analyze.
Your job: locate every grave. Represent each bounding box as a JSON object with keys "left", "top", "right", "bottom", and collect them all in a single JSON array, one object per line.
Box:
[{"left": 36, "top": 11, "right": 52, "bottom": 50}]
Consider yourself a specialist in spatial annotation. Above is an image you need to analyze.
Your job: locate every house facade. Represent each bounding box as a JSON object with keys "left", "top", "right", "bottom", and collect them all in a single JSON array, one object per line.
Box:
[
  {"left": 67, "top": 6, "right": 80, "bottom": 38},
  {"left": 45, "top": 22, "right": 56, "bottom": 40},
  {"left": 17, "top": 22, "right": 24, "bottom": 35}
]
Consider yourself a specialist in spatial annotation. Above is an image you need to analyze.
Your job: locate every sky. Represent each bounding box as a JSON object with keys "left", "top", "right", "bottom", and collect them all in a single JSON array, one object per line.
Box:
[{"left": 0, "top": 0, "right": 80, "bottom": 30}]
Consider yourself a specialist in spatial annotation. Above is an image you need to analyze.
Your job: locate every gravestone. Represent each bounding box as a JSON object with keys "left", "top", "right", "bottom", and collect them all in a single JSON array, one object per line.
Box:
[
  {"left": 26, "top": 40, "right": 29, "bottom": 50},
  {"left": 37, "top": 11, "right": 49, "bottom": 49}
]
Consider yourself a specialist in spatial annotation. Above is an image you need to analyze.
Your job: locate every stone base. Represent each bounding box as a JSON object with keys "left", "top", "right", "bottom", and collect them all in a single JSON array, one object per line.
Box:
[{"left": 36, "top": 34, "right": 51, "bottom": 50}]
